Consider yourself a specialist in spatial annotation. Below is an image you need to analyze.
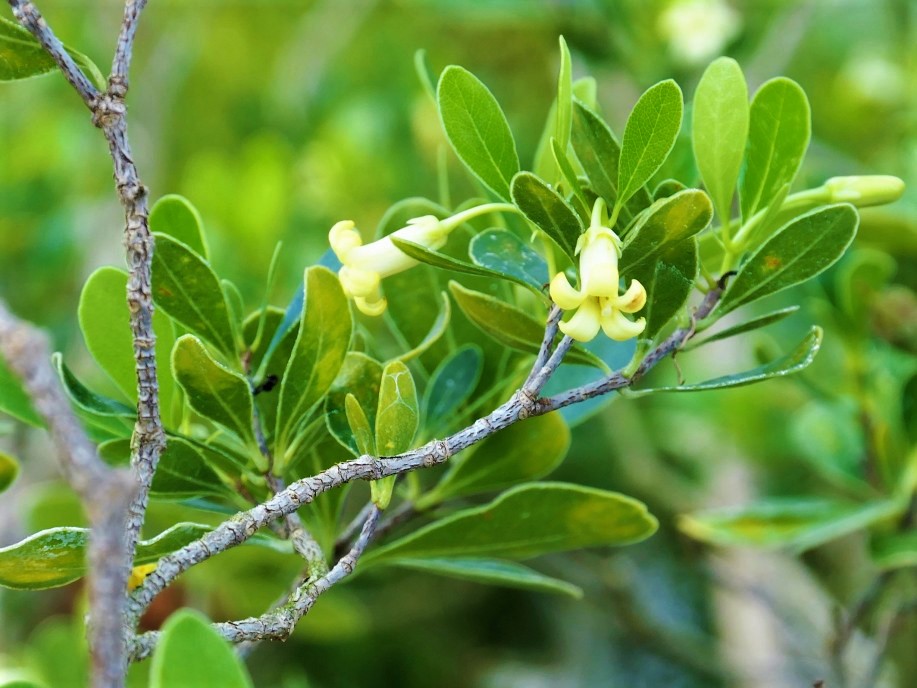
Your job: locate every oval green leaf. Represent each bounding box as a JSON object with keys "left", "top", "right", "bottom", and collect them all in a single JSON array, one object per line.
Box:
[
  {"left": 692, "top": 57, "right": 749, "bottom": 224},
  {"left": 618, "top": 80, "right": 684, "bottom": 207},
  {"left": 437, "top": 65, "right": 519, "bottom": 200},
  {"left": 152, "top": 234, "right": 236, "bottom": 357},
  {"left": 150, "top": 610, "right": 253, "bottom": 688},
  {"left": 0, "top": 16, "right": 106, "bottom": 89},
  {"left": 739, "top": 77, "right": 811, "bottom": 220},
  {"left": 275, "top": 267, "right": 352, "bottom": 455},
  {"left": 363, "top": 482, "right": 657, "bottom": 564},
  {"left": 510, "top": 172, "right": 584, "bottom": 260},
  {"left": 386, "top": 558, "right": 583, "bottom": 598},
  {"left": 687, "top": 305, "right": 799, "bottom": 351},
  {"left": 469, "top": 228, "right": 550, "bottom": 292},
  {"left": 172, "top": 334, "right": 256, "bottom": 449},
  {"left": 423, "top": 344, "right": 484, "bottom": 436},
  {"left": 0, "top": 356, "right": 43, "bottom": 428},
  {"left": 718, "top": 204, "right": 859, "bottom": 315},
  {"left": 375, "top": 360, "right": 419, "bottom": 457},
  {"left": 325, "top": 352, "right": 383, "bottom": 457},
  {"left": 149, "top": 194, "right": 209, "bottom": 259},
  {"left": 629, "top": 238, "right": 698, "bottom": 341}
]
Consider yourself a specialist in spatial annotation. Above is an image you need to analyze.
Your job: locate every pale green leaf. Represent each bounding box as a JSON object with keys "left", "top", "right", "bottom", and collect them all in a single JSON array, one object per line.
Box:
[
  {"left": 325, "top": 352, "right": 382, "bottom": 457},
  {"left": 375, "top": 360, "right": 418, "bottom": 456},
  {"left": 0, "top": 356, "right": 43, "bottom": 428},
  {"left": 511, "top": 171, "right": 584, "bottom": 260},
  {"left": 687, "top": 306, "right": 799, "bottom": 350},
  {"left": 149, "top": 195, "right": 209, "bottom": 259}
]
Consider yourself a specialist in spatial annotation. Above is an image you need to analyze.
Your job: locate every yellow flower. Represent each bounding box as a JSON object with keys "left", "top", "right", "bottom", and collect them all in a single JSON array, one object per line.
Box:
[
  {"left": 549, "top": 200, "right": 647, "bottom": 342},
  {"left": 329, "top": 203, "right": 516, "bottom": 316}
]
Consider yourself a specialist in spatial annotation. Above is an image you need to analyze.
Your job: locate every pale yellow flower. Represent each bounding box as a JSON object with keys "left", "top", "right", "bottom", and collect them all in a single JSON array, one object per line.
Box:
[{"left": 550, "top": 201, "right": 647, "bottom": 342}]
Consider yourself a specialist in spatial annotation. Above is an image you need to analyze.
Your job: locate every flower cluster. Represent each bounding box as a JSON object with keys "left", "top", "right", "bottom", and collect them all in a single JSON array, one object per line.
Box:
[{"left": 549, "top": 200, "right": 647, "bottom": 342}]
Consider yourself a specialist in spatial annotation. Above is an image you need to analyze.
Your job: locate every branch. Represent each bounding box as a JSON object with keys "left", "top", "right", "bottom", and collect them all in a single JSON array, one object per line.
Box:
[
  {"left": 7, "top": 0, "right": 101, "bottom": 106},
  {"left": 110, "top": 0, "right": 148, "bottom": 95},
  {"left": 0, "top": 300, "right": 137, "bottom": 688},
  {"left": 128, "top": 288, "right": 724, "bottom": 629},
  {"left": 130, "top": 505, "right": 382, "bottom": 661}
]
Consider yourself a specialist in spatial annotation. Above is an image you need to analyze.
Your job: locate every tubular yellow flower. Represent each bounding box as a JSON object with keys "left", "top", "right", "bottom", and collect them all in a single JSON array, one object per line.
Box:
[
  {"left": 549, "top": 199, "right": 647, "bottom": 342},
  {"left": 329, "top": 203, "right": 517, "bottom": 316},
  {"left": 823, "top": 175, "right": 905, "bottom": 207}
]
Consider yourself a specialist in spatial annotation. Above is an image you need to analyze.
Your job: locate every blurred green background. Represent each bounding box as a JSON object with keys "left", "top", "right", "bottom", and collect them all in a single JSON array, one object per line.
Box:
[{"left": 1, "top": 0, "right": 915, "bottom": 686}]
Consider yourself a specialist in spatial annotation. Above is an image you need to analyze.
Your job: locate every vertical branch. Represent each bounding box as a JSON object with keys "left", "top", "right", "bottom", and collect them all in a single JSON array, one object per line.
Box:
[{"left": 0, "top": 301, "right": 137, "bottom": 687}]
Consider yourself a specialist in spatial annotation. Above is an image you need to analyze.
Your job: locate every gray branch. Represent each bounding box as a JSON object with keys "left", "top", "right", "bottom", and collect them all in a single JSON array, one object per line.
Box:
[
  {"left": 0, "top": 301, "right": 137, "bottom": 688},
  {"left": 110, "top": 0, "right": 148, "bottom": 95},
  {"left": 130, "top": 505, "right": 382, "bottom": 661},
  {"left": 127, "top": 287, "right": 724, "bottom": 641}
]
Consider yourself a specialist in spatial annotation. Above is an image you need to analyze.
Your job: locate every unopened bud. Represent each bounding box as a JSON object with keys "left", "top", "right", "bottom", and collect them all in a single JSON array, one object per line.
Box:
[{"left": 824, "top": 176, "right": 905, "bottom": 207}]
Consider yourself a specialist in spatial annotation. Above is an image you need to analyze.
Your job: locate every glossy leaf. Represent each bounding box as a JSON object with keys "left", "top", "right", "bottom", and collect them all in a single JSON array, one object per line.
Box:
[
  {"left": 52, "top": 355, "right": 135, "bottom": 439},
  {"left": 345, "top": 395, "right": 375, "bottom": 456},
  {"left": 618, "top": 80, "right": 684, "bottom": 207},
  {"left": 688, "top": 306, "right": 799, "bottom": 350},
  {"left": 571, "top": 102, "right": 651, "bottom": 226},
  {"left": 629, "top": 238, "right": 698, "bottom": 340},
  {"left": 149, "top": 194, "right": 209, "bottom": 259},
  {"left": 429, "top": 413, "right": 569, "bottom": 502},
  {"left": 375, "top": 360, "right": 418, "bottom": 456},
  {"left": 0, "top": 450, "right": 19, "bottom": 494},
  {"left": 391, "top": 236, "right": 543, "bottom": 295},
  {"left": 619, "top": 189, "right": 713, "bottom": 273},
  {"left": 423, "top": 345, "right": 483, "bottom": 435},
  {"left": 0, "top": 356, "right": 43, "bottom": 428},
  {"left": 718, "top": 205, "right": 859, "bottom": 315},
  {"left": 469, "top": 229, "right": 550, "bottom": 292},
  {"left": 99, "top": 437, "right": 229, "bottom": 499},
  {"left": 171, "top": 335, "right": 256, "bottom": 448},
  {"left": 511, "top": 171, "right": 584, "bottom": 260},
  {"left": 739, "top": 77, "right": 811, "bottom": 219},
  {"left": 387, "top": 558, "right": 582, "bottom": 598},
  {"left": 395, "top": 291, "right": 451, "bottom": 362},
  {"left": 638, "top": 326, "right": 822, "bottom": 393},
  {"left": 152, "top": 233, "right": 236, "bottom": 357},
  {"left": 448, "top": 282, "right": 606, "bottom": 370},
  {"left": 325, "top": 353, "right": 383, "bottom": 456},
  {"left": 78, "top": 266, "right": 176, "bottom": 414},
  {"left": 437, "top": 65, "right": 519, "bottom": 200},
  {"left": 150, "top": 610, "right": 253, "bottom": 688},
  {"left": 0, "top": 522, "right": 258, "bottom": 590},
  {"left": 0, "top": 16, "right": 106, "bottom": 89},
  {"left": 275, "top": 267, "right": 352, "bottom": 454},
  {"left": 551, "top": 137, "right": 591, "bottom": 211},
  {"left": 692, "top": 57, "right": 749, "bottom": 224},
  {"left": 680, "top": 498, "right": 902, "bottom": 553},
  {"left": 363, "top": 483, "right": 657, "bottom": 565},
  {"left": 555, "top": 35, "right": 573, "bottom": 153}
]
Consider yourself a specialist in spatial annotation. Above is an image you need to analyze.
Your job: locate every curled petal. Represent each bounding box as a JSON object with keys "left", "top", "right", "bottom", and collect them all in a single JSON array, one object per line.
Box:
[
  {"left": 559, "top": 297, "right": 602, "bottom": 342},
  {"left": 339, "top": 265, "right": 380, "bottom": 299},
  {"left": 550, "top": 273, "right": 586, "bottom": 310},
  {"left": 355, "top": 295, "right": 387, "bottom": 317},
  {"left": 329, "top": 220, "right": 363, "bottom": 261},
  {"left": 614, "top": 279, "right": 647, "bottom": 313},
  {"left": 601, "top": 309, "right": 646, "bottom": 341}
]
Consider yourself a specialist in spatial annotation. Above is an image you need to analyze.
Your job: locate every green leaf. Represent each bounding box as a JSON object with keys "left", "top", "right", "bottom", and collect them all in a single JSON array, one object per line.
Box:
[
  {"left": 363, "top": 483, "right": 657, "bottom": 565},
  {"left": 428, "top": 413, "right": 569, "bottom": 503},
  {"left": 171, "top": 335, "right": 256, "bottom": 449},
  {"left": 149, "top": 195, "right": 209, "bottom": 259},
  {"left": 0, "top": 522, "right": 263, "bottom": 590},
  {"left": 619, "top": 189, "right": 713, "bottom": 273},
  {"left": 692, "top": 57, "right": 749, "bottom": 224},
  {"left": 555, "top": 35, "right": 573, "bottom": 153},
  {"left": 394, "top": 291, "right": 451, "bottom": 363},
  {"left": 345, "top": 395, "right": 375, "bottom": 457},
  {"left": 437, "top": 65, "right": 519, "bottom": 200},
  {"left": 739, "top": 77, "right": 811, "bottom": 220},
  {"left": 510, "top": 172, "right": 584, "bottom": 260},
  {"left": 0, "top": 356, "right": 43, "bottom": 428},
  {"left": 150, "top": 610, "right": 253, "bottom": 688},
  {"left": 276, "top": 267, "right": 352, "bottom": 457},
  {"left": 652, "top": 178, "right": 688, "bottom": 200},
  {"left": 0, "top": 450, "right": 19, "bottom": 494},
  {"left": 551, "top": 137, "right": 591, "bottom": 212},
  {"left": 0, "top": 16, "right": 106, "bottom": 90},
  {"left": 52, "top": 354, "right": 135, "bottom": 439},
  {"left": 325, "top": 352, "right": 383, "bottom": 457},
  {"left": 688, "top": 305, "right": 799, "bottom": 350},
  {"left": 680, "top": 498, "right": 902, "bottom": 553},
  {"left": 98, "top": 437, "right": 229, "bottom": 499},
  {"left": 638, "top": 326, "right": 822, "bottom": 393},
  {"left": 448, "top": 281, "right": 607, "bottom": 371},
  {"left": 78, "top": 267, "right": 176, "bottom": 415},
  {"left": 617, "top": 80, "right": 684, "bottom": 207},
  {"left": 571, "top": 102, "right": 652, "bottom": 226},
  {"left": 391, "top": 236, "right": 544, "bottom": 295},
  {"left": 870, "top": 530, "right": 917, "bottom": 571},
  {"left": 375, "top": 360, "right": 418, "bottom": 456},
  {"left": 386, "top": 558, "right": 582, "bottom": 598},
  {"left": 152, "top": 233, "right": 236, "bottom": 357},
  {"left": 423, "top": 345, "right": 483, "bottom": 435},
  {"left": 630, "top": 238, "right": 698, "bottom": 340},
  {"left": 469, "top": 228, "right": 550, "bottom": 292},
  {"left": 718, "top": 205, "right": 859, "bottom": 315}
]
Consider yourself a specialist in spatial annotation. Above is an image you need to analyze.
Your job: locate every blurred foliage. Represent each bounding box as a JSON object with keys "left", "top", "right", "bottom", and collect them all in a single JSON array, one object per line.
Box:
[{"left": 1, "top": 0, "right": 915, "bottom": 687}]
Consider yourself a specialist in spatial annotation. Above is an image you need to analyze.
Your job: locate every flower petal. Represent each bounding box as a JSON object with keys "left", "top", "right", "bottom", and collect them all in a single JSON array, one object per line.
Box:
[
  {"left": 559, "top": 297, "right": 602, "bottom": 342},
  {"left": 614, "top": 279, "right": 647, "bottom": 313},
  {"left": 601, "top": 309, "right": 646, "bottom": 341},
  {"left": 550, "top": 273, "right": 586, "bottom": 310}
]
